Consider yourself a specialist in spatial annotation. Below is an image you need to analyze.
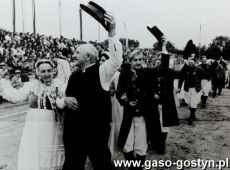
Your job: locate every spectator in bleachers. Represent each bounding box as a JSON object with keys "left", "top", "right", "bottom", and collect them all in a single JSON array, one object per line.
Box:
[{"left": 11, "top": 70, "right": 29, "bottom": 89}]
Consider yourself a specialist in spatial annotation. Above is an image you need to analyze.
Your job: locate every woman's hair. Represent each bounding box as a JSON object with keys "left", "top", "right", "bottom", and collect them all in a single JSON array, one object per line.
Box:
[
  {"left": 128, "top": 49, "right": 143, "bottom": 62},
  {"left": 35, "top": 59, "right": 54, "bottom": 69}
]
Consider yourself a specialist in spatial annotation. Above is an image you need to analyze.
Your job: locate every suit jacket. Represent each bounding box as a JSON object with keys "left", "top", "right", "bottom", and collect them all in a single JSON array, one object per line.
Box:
[{"left": 64, "top": 64, "right": 111, "bottom": 144}]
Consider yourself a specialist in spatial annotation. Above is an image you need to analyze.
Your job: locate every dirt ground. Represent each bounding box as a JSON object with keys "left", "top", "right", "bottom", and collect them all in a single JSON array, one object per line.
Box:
[{"left": 0, "top": 89, "right": 230, "bottom": 170}]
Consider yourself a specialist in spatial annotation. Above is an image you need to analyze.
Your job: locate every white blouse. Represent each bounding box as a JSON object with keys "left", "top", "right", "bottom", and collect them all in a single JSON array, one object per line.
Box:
[{"left": 0, "top": 78, "right": 66, "bottom": 110}]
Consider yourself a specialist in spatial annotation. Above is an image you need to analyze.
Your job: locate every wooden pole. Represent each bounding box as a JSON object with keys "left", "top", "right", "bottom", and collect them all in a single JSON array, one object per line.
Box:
[
  {"left": 79, "top": 8, "right": 83, "bottom": 41},
  {"left": 59, "top": 0, "right": 62, "bottom": 37},
  {"left": 21, "top": 0, "right": 25, "bottom": 32},
  {"left": 32, "top": 0, "right": 36, "bottom": 35},
  {"left": 12, "top": 0, "right": 16, "bottom": 32}
]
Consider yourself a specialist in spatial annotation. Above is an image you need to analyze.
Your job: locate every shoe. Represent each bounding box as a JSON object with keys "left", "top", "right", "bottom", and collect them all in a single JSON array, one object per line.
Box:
[
  {"left": 156, "top": 144, "right": 166, "bottom": 155},
  {"left": 192, "top": 117, "right": 197, "bottom": 121},
  {"left": 201, "top": 95, "right": 207, "bottom": 108},
  {"left": 123, "top": 151, "right": 135, "bottom": 161},
  {"left": 212, "top": 92, "right": 216, "bottom": 97},
  {"left": 189, "top": 108, "right": 196, "bottom": 121},
  {"left": 123, "top": 151, "right": 135, "bottom": 170},
  {"left": 201, "top": 104, "right": 206, "bottom": 108},
  {"left": 135, "top": 154, "right": 146, "bottom": 170},
  {"left": 187, "top": 118, "right": 194, "bottom": 126}
]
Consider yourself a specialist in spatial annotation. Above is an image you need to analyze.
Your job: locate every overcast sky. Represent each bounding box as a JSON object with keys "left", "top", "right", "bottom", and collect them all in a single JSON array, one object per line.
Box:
[{"left": 0, "top": 0, "right": 230, "bottom": 49}]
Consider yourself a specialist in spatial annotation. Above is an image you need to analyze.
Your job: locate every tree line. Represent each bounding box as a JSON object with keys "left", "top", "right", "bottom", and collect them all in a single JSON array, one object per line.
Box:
[{"left": 102, "top": 36, "right": 230, "bottom": 60}]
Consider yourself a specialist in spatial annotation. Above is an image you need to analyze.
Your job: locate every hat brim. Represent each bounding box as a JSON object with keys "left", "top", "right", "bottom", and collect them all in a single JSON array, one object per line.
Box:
[
  {"left": 80, "top": 3, "right": 109, "bottom": 31},
  {"left": 89, "top": 1, "right": 106, "bottom": 14},
  {"left": 147, "top": 26, "right": 163, "bottom": 43}
]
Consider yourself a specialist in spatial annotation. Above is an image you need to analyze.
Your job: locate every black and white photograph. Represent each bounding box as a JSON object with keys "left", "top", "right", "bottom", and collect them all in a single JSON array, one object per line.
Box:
[{"left": 0, "top": 0, "right": 230, "bottom": 169}]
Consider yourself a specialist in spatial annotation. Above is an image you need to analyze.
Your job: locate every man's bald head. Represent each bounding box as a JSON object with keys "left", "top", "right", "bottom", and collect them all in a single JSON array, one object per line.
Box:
[
  {"left": 76, "top": 44, "right": 98, "bottom": 62},
  {"left": 72, "top": 44, "right": 99, "bottom": 71}
]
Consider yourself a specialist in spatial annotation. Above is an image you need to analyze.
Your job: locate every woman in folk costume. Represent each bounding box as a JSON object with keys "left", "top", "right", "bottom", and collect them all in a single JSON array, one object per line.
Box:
[
  {"left": 98, "top": 51, "right": 124, "bottom": 156},
  {"left": 99, "top": 51, "right": 123, "bottom": 156},
  {"left": 109, "top": 70, "right": 124, "bottom": 156},
  {"left": 0, "top": 59, "right": 66, "bottom": 170},
  {"left": 54, "top": 58, "right": 71, "bottom": 86}
]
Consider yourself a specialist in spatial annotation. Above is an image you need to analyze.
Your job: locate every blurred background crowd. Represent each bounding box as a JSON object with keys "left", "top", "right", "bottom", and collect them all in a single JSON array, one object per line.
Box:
[{"left": 1, "top": 27, "right": 230, "bottom": 104}]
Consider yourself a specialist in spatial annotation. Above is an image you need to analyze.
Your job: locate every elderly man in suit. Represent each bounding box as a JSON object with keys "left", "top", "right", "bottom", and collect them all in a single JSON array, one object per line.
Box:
[{"left": 59, "top": 13, "right": 123, "bottom": 170}]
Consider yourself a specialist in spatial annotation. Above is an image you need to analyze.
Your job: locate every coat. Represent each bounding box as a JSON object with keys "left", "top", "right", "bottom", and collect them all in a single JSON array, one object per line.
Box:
[
  {"left": 151, "top": 66, "right": 180, "bottom": 127},
  {"left": 116, "top": 64, "right": 179, "bottom": 149}
]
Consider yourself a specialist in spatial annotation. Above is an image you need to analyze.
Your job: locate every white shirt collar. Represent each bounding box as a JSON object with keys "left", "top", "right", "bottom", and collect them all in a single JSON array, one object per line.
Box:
[{"left": 83, "top": 63, "right": 96, "bottom": 72}]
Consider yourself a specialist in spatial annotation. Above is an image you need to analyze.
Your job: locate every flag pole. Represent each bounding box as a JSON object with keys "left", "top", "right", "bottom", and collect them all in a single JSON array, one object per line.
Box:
[
  {"left": 32, "top": 0, "right": 36, "bottom": 35},
  {"left": 98, "top": 24, "right": 101, "bottom": 43},
  {"left": 199, "top": 24, "right": 201, "bottom": 58},
  {"left": 124, "top": 22, "right": 128, "bottom": 48},
  {"left": 79, "top": 8, "right": 83, "bottom": 41},
  {"left": 21, "top": 0, "right": 25, "bottom": 32},
  {"left": 59, "top": 0, "right": 62, "bottom": 37},
  {"left": 12, "top": 0, "right": 16, "bottom": 32}
]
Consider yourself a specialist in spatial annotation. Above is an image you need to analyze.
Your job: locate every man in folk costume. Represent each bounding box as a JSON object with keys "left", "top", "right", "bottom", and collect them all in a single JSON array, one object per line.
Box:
[
  {"left": 199, "top": 55, "right": 212, "bottom": 108},
  {"left": 151, "top": 52, "right": 181, "bottom": 154},
  {"left": 226, "top": 61, "right": 230, "bottom": 89},
  {"left": 178, "top": 40, "right": 196, "bottom": 106},
  {"left": 147, "top": 27, "right": 180, "bottom": 154},
  {"left": 116, "top": 49, "right": 151, "bottom": 170},
  {"left": 62, "top": 2, "right": 123, "bottom": 170},
  {"left": 116, "top": 35, "right": 179, "bottom": 170},
  {"left": 210, "top": 56, "right": 226, "bottom": 97},
  {"left": 219, "top": 56, "right": 227, "bottom": 88},
  {"left": 182, "top": 58, "right": 203, "bottom": 125},
  {"left": 146, "top": 35, "right": 183, "bottom": 155}
]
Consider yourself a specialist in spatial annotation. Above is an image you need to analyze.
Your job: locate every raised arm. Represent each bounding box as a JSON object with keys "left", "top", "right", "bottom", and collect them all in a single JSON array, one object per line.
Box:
[
  {"left": 99, "top": 13, "right": 123, "bottom": 91},
  {"left": 0, "top": 78, "right": 32, "bottom": 103}
]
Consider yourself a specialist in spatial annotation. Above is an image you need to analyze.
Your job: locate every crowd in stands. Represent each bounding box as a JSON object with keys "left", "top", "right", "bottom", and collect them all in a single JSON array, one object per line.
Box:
[
  {"left": 0, "top": 28, "right": 170, "bottom": 81},
  {"left": 1, "top": 28, "right": 230, "bottom": 104},
  {"left": 0, "top": 28, "right": 85, "bottom": 74}
]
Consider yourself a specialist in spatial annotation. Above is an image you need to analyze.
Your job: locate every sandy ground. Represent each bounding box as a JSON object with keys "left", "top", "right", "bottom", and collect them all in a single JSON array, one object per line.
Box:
[{"left": 0, "top": 89, "right": 230, "bottom": 170}]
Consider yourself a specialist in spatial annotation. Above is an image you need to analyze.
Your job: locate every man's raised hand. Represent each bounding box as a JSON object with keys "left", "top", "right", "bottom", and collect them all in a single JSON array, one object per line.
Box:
[{"left": 104, "top": 13, "right": 116, "bottom": 37}]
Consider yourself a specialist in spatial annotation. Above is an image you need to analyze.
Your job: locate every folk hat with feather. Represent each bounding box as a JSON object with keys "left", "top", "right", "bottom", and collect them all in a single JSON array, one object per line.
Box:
[{"left": 183, "top": 40, "right": 196, "bottom": 59}]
